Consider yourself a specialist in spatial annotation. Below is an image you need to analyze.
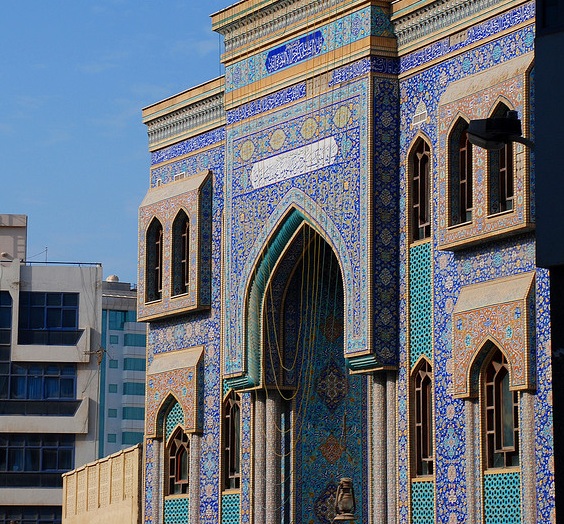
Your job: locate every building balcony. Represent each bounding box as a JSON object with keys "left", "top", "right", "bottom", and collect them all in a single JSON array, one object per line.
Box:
[
  {"left": 11, "top": 327, "right": 93, "bottom": 363},
  {"left": 0, "top": 397, "right": 89, "bottom": 433},
  {"left": 0, "top": 399, "right": 81, "bottom": 416}
]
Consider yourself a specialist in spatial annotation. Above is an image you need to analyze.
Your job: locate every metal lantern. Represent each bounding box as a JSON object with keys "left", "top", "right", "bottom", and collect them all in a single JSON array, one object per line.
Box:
[{"left": 334, "top": 477, "right": 356, "bottom": 521}]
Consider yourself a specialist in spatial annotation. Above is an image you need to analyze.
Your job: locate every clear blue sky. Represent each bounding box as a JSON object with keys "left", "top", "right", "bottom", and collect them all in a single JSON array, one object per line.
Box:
[{"left": 0, "top": 1, "right": 230, "bottom": 284}]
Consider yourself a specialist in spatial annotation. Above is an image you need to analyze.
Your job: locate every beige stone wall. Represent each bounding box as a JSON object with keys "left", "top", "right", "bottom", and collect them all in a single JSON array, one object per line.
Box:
[{"left": 62, "top": 444, "right": 142, "bottom": 524}]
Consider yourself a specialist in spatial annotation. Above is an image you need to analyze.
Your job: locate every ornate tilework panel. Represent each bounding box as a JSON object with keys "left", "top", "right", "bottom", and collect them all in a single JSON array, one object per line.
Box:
[
  {"left": 144, "top": 438, "right": 164, "bottom": 524},
  {"left": 532, "top": 269, "right": 554, "bottom": 523},
  {"left": 329, "top": 56, "right": 399, "bottom": 86},
  {"left": 224, "top": 78, "right": 375, "bottom": 380},
  {"left": 151, "top": 129, "right": 225, "bottom": 166},
  {"left": 411, "top": 480, "right": 435, "bottom": 524},
  {"left": 396, "top": 11, "right": 540, "bottom": 521},
  {"left": 225, "top": 5, "right": 393, "bottom": 92},
  {"left": 483, "top": 472, "right": 521, "bottom": 524},
  {"left": 221, "top": 493, "right": 240, "bottom": 524},
  {"left": 151, "top": 146, "right": 225, "bottom": 188},
  {"left": 227, "top": 83, "right": 307, "bottom": 125},
  {"left": 437, "top": 56, "right": 533, "bottom": 250},
  {"left": 240, "top": 392, "right": 252, "bottom": 524},
  {"left": 275, "top": 244, "right": 367, "bottom": 523},
  {"left": 138, "top": 172, "right": 213, "bottom": 320},
  {"left": 146, "top": 365, "right": 201, "bottom": 437},
  {"left": 409, "top": 242, "right": 432, "bottom": 368},
  {"left": 368, "top": 76, "right": 401, "bottom": 371},
  {"left": 452, "top": 272, "right": 536, "bottom": 397},
  {"left": 144, "top": 141, "right": 225, "bottom": 523},
  {"left": 399, "top": 2, "right": 534, "bottom": 74},
  {"left": 164, "top": 496, "right": 190, "bottom": 524},
  {"left": 165, "top": 402, "right": 185, "bottom": 442}
]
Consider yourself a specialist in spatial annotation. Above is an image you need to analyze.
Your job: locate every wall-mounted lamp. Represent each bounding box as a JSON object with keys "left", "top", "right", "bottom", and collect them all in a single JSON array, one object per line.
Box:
[
  {"left": 334, "top": 477, "right": 356, "bottom": 522},
  {"left": 467, "top": 110, "right": 535, "bottom": 150},
  {"left": 0, "top": 252, "right": 14, "bottom": 260}
]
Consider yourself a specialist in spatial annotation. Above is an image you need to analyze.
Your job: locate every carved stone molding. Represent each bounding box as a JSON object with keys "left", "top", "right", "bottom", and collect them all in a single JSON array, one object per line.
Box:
[
  {"left": 393, "top": 0, "right": 501, "bottom": 48},
  {"left": 146, "top": 93, "right": 225, "bottom": 147},
  {"left": 215, "top": 0, "right": 346, "bottom": 55}
]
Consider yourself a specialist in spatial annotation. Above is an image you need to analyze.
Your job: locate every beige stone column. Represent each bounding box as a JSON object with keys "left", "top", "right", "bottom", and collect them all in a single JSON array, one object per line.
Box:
[
  {"left": 465, "top": 399, "right": 480, "bottom": 523},
  {"left": 371, "top": 372, "right": 387, "bottom": 523},
  {"left": 149, "top": 438, "right": 164, "bottom": 524},
  {"left": 189, "top": 434, "right": 201, "bottom": 524},
  {"left": 520, "top": 391, "right": 537, "bottom": 523},
  {"left": 266, "top": 392, "right": 281, "bottom": 523},
  {"left": 386, "top": 372, "right": 397, "bottom": 523}
]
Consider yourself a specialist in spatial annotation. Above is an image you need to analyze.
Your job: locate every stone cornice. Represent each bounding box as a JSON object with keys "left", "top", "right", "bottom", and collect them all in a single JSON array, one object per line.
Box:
[
  {"left": 392, "top": 0, "right": 502, "bottom": 48},
  {"left": 145, "top": 93, "right": 225, "bottom": 148},
  {"left": 214, "top": 0, "right": 361, "bottom": 56}
]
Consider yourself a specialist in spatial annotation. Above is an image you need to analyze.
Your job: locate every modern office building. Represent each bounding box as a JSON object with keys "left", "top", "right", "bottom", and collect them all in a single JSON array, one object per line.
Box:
[
  {"left": 99, "top": 276, "right": 146, "bottom": 458},
  {"left": 138, "top": 0, "right": 554, "bottom": 522},
  {"left": 0, "top": 214, "right": 102, "bottom": 524}
]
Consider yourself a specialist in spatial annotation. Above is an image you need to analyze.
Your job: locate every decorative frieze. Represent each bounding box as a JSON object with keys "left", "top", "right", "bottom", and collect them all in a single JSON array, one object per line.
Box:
[
  {"left": 146, "top": 93, "right": 225, "bottom": 148},
  {"left": 215, "top": 0, "right": 345, "bottom": 55},
  {"left": 394, "top": 0, "right": 503, "bottom": 49}
]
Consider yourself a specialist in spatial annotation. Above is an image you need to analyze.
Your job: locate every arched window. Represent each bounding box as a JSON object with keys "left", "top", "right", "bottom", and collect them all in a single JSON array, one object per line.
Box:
[
  {"left": 166, "top": 427, "right": 190, "bottom": 495},
  {"left": 146, "top": 218, "right": 163, "bottom": 302},
  {"left": 483, "top": 347, "right": 519, "bottom": 469},
  {"left": 172, "top": 210, "right": 190, "bottom": 296},
  {"left": 449, "top": 118, "right": 473, "bottom": 226},
  {"left": 488, "top": 103, "right": 514, "bottom": 215},
  {"left": 413, "top": 359, "right": 433, "bottom": 476},
  {"left": 410, "top": 138, "right": 431, "bottom": 242},
  {"left": 222, "top": 391, "right": 241, "bottom": 490}
]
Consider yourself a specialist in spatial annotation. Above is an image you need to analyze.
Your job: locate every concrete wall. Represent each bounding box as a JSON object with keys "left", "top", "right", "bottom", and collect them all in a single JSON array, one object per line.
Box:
[
  {"left": 62, "top": 444, "right": 142, "bottom": 524},
  {"left": 0, "top": 213, "right": 27, "bottom": 261}
]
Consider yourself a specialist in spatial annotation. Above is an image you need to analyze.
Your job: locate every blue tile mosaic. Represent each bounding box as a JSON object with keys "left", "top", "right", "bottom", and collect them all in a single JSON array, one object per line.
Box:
[
  {"left": 165, "top": 401, "right": 185, "bottom": 441},
  {"left": 226, "top": 83, "right": 307, "bottom": 125},
  {"left": 399, "top": 2, "right": 534, "bottom": 74},
  {"left": 411, "top": 481, "right": 435, "bottom": 524},
  {"left": 151, "top": 128, "right": 225, "bottom": 166},
  {"left": 409, "top": 243, "right": 432, "bottom": 368},
  {"left": 483, "top": 472, "right": 521, "bottom": 524},
  {"left": 164, "top": 496, "right": 190, "bottom": 524},
  {"left": 221, "top": 493, "right": 240, "bottom": 524},
  {"left": 225, "top": 5, "right": 393, "bottom": 92}
]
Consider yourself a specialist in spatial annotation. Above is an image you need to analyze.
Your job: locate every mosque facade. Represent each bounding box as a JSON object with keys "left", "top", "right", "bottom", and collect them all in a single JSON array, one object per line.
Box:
[{"left": 138, "top": 0, "right": 551, "bottom": 522}]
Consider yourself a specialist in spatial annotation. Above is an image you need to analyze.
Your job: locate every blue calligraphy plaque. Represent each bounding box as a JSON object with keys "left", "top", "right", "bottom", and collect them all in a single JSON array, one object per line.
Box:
[{"left": 265, "top": 30, "right": 324, "bottom": 74}]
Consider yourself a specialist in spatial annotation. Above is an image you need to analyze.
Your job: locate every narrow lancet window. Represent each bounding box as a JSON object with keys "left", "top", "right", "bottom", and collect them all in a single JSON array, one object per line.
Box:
[
  {"left": 449, "top": 118, "right": 473, "bottom": 225},
  {"left": 488, "top": 103, "right": 514, "bottom": 215},
  {"left": 410, "top": 138, "right": 432, "bottom": 241},
  {"left": 172, "top": 210, "right": 190, "bottom": 296},
  {"left": 223, "top": 391, "right": 241, "bottom": 490},
  {"left": 146, "top": 218, "right": 163, "bottom": 302},
  {"left": 414, "top": 359, "right": 433, "bottom": 476},
  {"left": 167, "top": 427, "right": 190, "bottom": 495},
  {"left": 484, "top": 347, "right": 519, "bottom": 468}
]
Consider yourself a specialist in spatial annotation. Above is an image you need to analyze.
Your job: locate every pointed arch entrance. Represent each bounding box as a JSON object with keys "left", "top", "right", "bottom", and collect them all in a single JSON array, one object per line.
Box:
[{"left": 252, "top": 222, "right": 366, "bottom": 524}]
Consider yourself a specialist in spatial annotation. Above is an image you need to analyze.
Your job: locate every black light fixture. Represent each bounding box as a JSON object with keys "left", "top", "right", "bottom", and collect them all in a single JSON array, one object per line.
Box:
[{"left": 467, "top": 110, "right": 534, "bottom": 150}]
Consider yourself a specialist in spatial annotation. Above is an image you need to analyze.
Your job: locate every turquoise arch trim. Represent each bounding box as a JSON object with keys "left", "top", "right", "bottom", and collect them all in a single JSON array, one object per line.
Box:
[
  {"left": 225, "top": 189, "right": 357, "bottom": 390},
  {"left": 225, "top": 208, "right": 305, "bottom": 390}
]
